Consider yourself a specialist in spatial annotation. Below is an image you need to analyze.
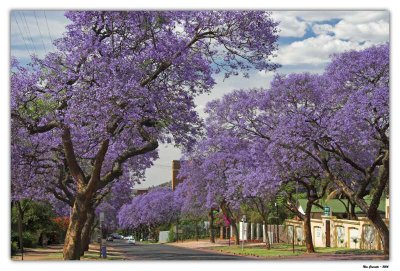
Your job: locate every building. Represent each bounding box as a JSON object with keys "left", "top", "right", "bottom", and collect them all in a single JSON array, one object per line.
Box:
[
  {"left": 286, "top": 195, "right": 389, "bottom": 250},
  {"left": 172, "top": 160, "right": 183, "bottom": 191},
  {"left": 297, "top": 196, "right": 387, "bottom": 219},
  {"left": 132, "top": 188, "right": 149, "bottom": 195}
]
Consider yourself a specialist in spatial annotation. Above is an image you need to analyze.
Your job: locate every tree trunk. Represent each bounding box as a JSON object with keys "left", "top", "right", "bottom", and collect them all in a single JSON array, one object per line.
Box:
[
  {"left": 16, "top": 201, "right": 24, "bottom": 260},
  {"left": 368, "top": 212, "right": 389, "bottom": 256},
  {"left": 304, "top": 201, "right": 315, "bottom": 253},
  {"left": 195, "top": 222, "right": 199, "bottom": 241},
  {"left": 321, "top": 149, "right": 389, "bottom": 256},
  {"left": 209, "top": 209, "right": 215, "bottom": 243},
  {"left": 263, "top": 221, "right": 271, "bottom": 249},
  {"left": 63, "top": 195, "right": 90, "bottom": 260},
  {"left": 219, "top": 201, "right": 239, "bottom": 245},
  {"left": 333, "top": 177, "right": 389, "bottom": 255},
  {"left": 231, "top": 221, "right": 240, "bottom": 245},
  {"left": 326, "top": 156, "right": 388, "bottom": 255},
  {"left": 80, "top": 205, "right": 95, "bottom": 256},
  {"left": 349, "top": 202, "right": 358, "bottom": 220}
]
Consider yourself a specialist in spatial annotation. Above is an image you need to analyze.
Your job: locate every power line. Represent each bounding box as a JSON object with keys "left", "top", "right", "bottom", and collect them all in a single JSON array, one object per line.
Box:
[
  {"left": 34, "top": 10, "right": 48, "bottom": 54},
  {"left": 12, "top": 13, "right": 32, "bottom": 57},
  {"left": 43, "top": 11, "right": 54, "bottom": 45},
  {"left": 19, "top": 11, "right": 38, "bottom": 55}
]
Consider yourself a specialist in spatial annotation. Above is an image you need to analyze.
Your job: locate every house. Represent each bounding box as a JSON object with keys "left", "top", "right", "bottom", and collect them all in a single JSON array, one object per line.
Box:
[{"left": 297, "top": 196, "right": 387, "bottom": 219}]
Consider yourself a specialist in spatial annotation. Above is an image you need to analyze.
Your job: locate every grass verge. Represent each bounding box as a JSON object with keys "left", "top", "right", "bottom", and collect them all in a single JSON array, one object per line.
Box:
[{"left": 207, "top": 243, "right": 383, "bottom": 258}]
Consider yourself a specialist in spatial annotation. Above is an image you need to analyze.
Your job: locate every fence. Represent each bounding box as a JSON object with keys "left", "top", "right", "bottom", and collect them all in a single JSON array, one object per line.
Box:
[
  {"left": 169, "top": 221, "right": 286, "bottom": 243},
  {"left": 284, "top": 216, "right": 388, "bottom": 250}
]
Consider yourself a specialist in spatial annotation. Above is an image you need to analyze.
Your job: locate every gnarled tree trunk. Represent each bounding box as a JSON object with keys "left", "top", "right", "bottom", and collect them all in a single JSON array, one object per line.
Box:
[
  {"left": 80, "top": 205, "right": 95, "bottom": 256},
  {"left": 323, "top": 150, "right": 389, "bottom": 256},
  {"left": 63, "top": 194, "right": 91, "bottom": 260},
  {"left": 219, "top": 201, "right": 240, "bottom": 245},
  {"left": 368, "top": 212, "right": 389, "bottom": 255}
]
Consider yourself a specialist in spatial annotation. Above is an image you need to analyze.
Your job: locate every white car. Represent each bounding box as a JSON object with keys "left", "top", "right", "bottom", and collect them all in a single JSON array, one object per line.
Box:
[
  {"left": 127, "top": 236, "right": 136, "bottom": 244},
  {"left": 124, "top": 235, "right": 133, "bottom": 240}
]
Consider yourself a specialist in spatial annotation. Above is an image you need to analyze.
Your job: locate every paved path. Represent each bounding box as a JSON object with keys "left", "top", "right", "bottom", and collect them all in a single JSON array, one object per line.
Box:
[{"left": 109, "top": 240, "right": 251, "bottom": 260}]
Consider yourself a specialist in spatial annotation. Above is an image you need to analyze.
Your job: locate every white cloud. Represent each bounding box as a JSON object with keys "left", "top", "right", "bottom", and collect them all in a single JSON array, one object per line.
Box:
[
  {"left": 273, "top": 10, "right": 389, "bottom": 66},
  {"left": 275, "top": 10, "right": 389, "bottom": 24},
  {"left": 276, "top": 34, "right": 374, "bottom": 66},
  {"left": 311, "top": 24, "right": 334, "bottom": 35},
  {"left": 272, "top": 13, "right": 308, "bottom": 38},
  {"left": 332, "top": 19, "right": 389, "bottom": 43},
  {"left": 273, "top": 10, "right": 389, "bottom": 42}
]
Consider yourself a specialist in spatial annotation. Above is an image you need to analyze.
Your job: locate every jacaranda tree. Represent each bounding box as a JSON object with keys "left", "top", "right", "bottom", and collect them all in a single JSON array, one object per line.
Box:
[
  {"left": 11, "top": 11, "right": 280, "bottom": 259},
  {"left": 183, "top": 44, "right": 389, "bottom": 254},
  {"left": 203, "top": 90, "right": 282, "bottom": 249},
  {"left": 118, "top": 187, "right": 180, "bottom": 240}
]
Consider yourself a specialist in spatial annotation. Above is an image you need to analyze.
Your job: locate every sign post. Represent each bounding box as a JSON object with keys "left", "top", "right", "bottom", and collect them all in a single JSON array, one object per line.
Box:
[
  {"left": 241, "top": 215, "right": 246, "bottom": 251},
  {"left": 99, "top": 212, "right": 106, "bottom": 258}
]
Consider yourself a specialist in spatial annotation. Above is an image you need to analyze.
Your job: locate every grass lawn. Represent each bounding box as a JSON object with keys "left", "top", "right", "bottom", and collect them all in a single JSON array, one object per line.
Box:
[
  {"left": 12, "top": 246, "right": 124, "bottom": 261},
  {"left": 43, "top": 251, "right": 123, "bottom": 260},
  {"left": 138, "top": 240, "right": 158, "bottom": 245},
  {"left": 208, "top": 243, "right": 383, "bottom": 258}
]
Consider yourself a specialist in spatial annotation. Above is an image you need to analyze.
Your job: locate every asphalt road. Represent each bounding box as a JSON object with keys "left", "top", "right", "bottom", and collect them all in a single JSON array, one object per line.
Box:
[{"left": 107, "top": 240, "right": 249, "bottom": 260}]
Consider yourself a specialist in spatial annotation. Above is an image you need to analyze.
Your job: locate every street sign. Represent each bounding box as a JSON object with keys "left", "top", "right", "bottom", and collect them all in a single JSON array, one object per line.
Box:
[{"left": 324, "top": 206, "right": 331, "bottom": 216}]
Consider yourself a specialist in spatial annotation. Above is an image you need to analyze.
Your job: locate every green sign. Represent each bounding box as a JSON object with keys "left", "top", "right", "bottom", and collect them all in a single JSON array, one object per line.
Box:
[{"left": 324, "top": 206, "right": 331, "bottom": 216}]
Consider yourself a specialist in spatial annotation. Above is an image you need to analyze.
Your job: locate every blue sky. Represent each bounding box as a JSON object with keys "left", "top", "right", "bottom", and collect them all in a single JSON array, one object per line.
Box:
[{"left": 10, "top": 10, "right": 390, "bottom": 188}]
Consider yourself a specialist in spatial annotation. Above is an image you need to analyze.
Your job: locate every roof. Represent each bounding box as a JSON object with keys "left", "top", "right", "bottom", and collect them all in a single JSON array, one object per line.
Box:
[{"left": 297, "top": 197, "right": 386, "bottom": 214}]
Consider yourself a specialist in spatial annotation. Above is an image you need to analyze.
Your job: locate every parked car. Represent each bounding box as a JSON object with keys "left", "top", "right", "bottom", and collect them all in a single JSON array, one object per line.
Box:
[
  {"left": 124, "top": 235, "right": 133, "bottom": 240},
  {"left": 106, "top": 236, "right": 114, "bottom": 242},
  {"left": 127, "top": 236, "right": 136, "bottom": 245},
  {"left": 111, "top": 233, "right": 122, "bottom": 239}
]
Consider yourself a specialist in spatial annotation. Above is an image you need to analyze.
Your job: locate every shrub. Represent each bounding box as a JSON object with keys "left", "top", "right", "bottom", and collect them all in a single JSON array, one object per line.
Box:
[
  {"left": 11, "top": 241, "right": 18, "bottom": 256},
  {"left": 22, "top": 231, "right": 39, "bottom": 248},
  {"left": 168, "top": 226, "right": 176, "bottom": 242}
]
